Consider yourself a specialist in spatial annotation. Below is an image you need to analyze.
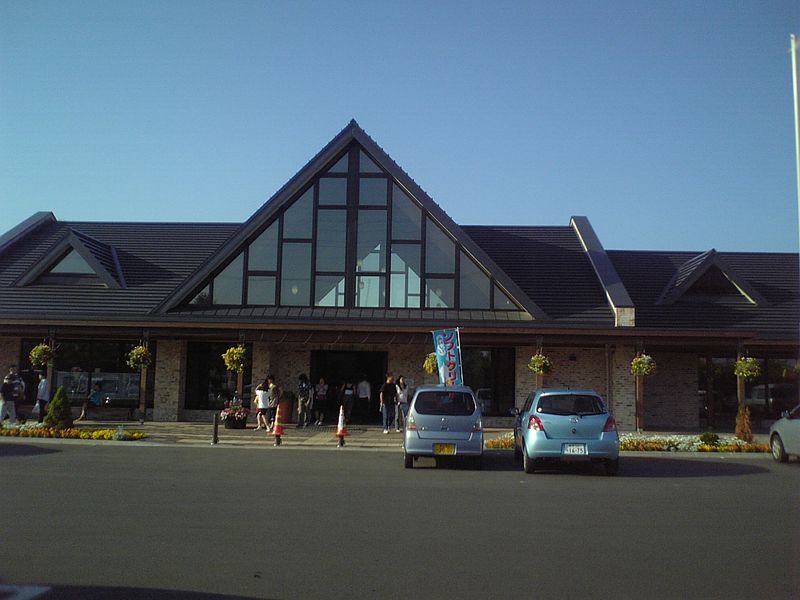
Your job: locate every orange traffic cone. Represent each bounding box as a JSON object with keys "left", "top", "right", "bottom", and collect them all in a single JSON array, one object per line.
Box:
[
  {"left": 335, "top": 404, "right": 348, "bottom": 447},
  {"left": 271, "top": 403, "right": 284, "bottom": 446}
]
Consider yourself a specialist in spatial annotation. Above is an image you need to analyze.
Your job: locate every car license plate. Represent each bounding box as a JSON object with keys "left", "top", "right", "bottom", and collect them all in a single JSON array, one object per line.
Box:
[
  {"left": 434, "top": 443, "right": 456, "bottom": 455},
  {"left": 563, "top": 443, "right": 587, "bottom": 455}
]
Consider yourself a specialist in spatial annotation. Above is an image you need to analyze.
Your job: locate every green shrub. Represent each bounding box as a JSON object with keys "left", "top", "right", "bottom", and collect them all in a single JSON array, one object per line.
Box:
[
  {"left": 44, "top": 385, "right": 73, "bottom": 429},
  {"left": 699, "top": 431, "right": 720, "bottom": 446}
]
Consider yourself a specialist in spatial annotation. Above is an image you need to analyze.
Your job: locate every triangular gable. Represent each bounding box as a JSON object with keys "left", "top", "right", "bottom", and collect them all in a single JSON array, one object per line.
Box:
[
  {"left": 156, "top": 120, "right": 546, "bottom": 318},
  {"left": 16, "top": 228, "right": 126, "bottom": 289},
  {"left": 657, "top": 249, "right": 766, "bottom": 306}
]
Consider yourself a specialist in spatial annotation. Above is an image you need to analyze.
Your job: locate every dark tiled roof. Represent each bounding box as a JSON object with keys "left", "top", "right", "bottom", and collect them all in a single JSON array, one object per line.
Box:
[
  {"left": 608, "top": 250, "right": 799, "bottom": 339},
  {"left": 462, "top": 225, "right": 615, "bottom": 326},
  {"left": 0, "top": 220, "right": 239, "bottom": 319}
]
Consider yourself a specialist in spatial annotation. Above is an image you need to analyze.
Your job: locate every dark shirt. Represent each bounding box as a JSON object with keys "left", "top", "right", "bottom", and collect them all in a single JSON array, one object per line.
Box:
[
  {"left": 380, "top": 382, "right": 397, "bottom": 405},
  {"left": 1, "top": 375, "right": 23, "bottom": 402}
]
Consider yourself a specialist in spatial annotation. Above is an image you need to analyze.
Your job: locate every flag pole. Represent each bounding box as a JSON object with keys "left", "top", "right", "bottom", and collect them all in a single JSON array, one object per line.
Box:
[{"left": 791, "top": 34, "right": 800, "bottom": 256}]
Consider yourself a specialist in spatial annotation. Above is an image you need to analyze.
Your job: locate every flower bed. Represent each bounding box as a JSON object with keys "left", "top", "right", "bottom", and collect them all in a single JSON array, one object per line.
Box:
[
  {"left": 0, "top": 423, "right": 147, "bottom": 441},
  {"left": 484, "top": 431, "right": 769, "bottom": 453}
]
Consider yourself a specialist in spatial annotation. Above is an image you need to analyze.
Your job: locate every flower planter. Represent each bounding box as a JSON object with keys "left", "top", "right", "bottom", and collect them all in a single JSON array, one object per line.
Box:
[{"left": 223, "top": 418, "right": 247, "bottom": 430}]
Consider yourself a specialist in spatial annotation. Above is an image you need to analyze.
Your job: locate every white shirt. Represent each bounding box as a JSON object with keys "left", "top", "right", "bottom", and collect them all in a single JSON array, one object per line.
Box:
[
  {"left": 396, "top": 384, "right": 408, "bottom": 404},
  {"left": 357, "top": 380, "right": 371, "bottom": 399},
  {"left": 255, "top": 389, "right": 269, "bottom": 409}
]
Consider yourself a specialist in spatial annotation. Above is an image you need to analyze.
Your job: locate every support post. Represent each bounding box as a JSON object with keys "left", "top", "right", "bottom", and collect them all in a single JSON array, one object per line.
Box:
[{"left": 212, "top": 412, "right": 219, "bottom": 445}]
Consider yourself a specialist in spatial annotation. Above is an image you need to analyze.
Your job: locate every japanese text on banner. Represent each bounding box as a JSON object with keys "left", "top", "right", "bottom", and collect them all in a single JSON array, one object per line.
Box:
[{"left": 432, "top": 328, "right": 463, "bottom": 385}]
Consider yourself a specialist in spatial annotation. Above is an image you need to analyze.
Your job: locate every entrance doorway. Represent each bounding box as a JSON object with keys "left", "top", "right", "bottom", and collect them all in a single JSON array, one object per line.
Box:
[{"left": 310, "top": 350, "right": 388, "bottom": 424}]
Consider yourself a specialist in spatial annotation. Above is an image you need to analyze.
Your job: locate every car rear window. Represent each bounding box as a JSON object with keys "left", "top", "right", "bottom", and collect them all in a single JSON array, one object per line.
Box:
[
  {"left": 536, "top": 394, "right": 605, "bottom": 416},
  {"left": 414, "top": 391, "right": 476, "bottom": 416}
]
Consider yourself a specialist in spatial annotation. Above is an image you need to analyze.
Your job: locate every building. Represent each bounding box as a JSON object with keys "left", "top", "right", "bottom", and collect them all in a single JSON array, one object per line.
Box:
[{"left": 0, "top": 120, "right": 797, "bottom": 429}]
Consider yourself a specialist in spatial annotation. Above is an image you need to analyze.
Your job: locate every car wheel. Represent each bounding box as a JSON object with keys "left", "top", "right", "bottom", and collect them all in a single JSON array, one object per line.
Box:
[
  {"left": 404, "top": 453, "right": 414, "bottom": 469},
  {"left": 604, "top": 458, "right": 619, "bottom": 476},
  {"left": 523, "top": 447, "right": 536, "bottom": 474},
  {"left": 770, "top": 434, "right": 788, "bottom": 463}
]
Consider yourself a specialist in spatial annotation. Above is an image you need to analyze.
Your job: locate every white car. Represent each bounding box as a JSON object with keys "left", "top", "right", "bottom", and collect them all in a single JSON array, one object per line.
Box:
[{"left": 769, "top": 404, "right": 800, "bottom": 462}]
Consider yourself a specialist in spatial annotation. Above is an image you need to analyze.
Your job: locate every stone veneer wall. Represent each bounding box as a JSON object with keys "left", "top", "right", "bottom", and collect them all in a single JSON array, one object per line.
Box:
[
  {"left": 610, "top": 345, "right": 636, "bottom": 430},
  {"left": 0, "top": 337, "right": 22, "bottom": 374},
  {"left": 153, "top": 339, "right": 186, "bottom": 421}
]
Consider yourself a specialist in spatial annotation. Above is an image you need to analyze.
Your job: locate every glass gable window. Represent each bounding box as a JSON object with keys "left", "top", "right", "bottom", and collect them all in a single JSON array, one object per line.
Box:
[
  {"left": 212, "top": 254, "right": 244, "bottom": 305},
  {"left": 248, "top": 222, "right": 278, "bottom": 272},
  {"left": 283, "top": 188, "right": 313, "bottom": 238},
  {"left": 316, "top": 210, "right": 347, "bottom": 272},
  {"left": 460, "top": 252, "right": 491, "bottom": 309},
  {"left": 281, "top": 242, "right": 311, "bottom": 305},
  {"left": 392, "top": 184, "right": 421, "bottom": 240},
  {"left": 359, "top": 178, "right": 387, "bottom": 206},
  {"left": 357, "top": 210, "right": 387, "bottom": 272},
  {"left": 182, "top": 143, "right": 525, "bottom": 314},
  {"left": 426, "top": 278, "right": 454, "bottom": 309},
  {"left": 247, "top": 276, "right": 275, "bottom": 305},
  {"left": 319, "top": 178, "right": 347, "bottom": 206},
  {"left": 390, "top": 244, "right": 421, "bottom": 308},
  {"left": 357, "top": 275, "right": 385, "bottom": 307},
  {"left": 50, "top": 249, "right": 95, "bottom": 274},
  {"left": 315, "top": 276, "right": 346, "bottom": 307},
  {"left": 425, "top": 218, "right": 455, "bottom": 273}
]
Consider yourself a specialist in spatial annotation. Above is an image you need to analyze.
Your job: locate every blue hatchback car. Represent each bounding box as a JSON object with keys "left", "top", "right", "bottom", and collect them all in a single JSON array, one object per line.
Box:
[{"left": 513, "top": 389, "right": 620, "bottom": 475}]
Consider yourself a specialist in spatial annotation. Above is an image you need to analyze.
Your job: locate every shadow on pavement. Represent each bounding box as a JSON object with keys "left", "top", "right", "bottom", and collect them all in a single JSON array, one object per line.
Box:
[
  {"left": 0, "top": 444, "right": 60, "bottom": 458},
  {"left": 0, "top": 584, "right": 268, "bottom": 600}
]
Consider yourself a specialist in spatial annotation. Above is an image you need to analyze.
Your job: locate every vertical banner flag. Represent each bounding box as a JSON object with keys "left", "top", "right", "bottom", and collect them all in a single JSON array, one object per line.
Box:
[{"left": 432, "top": 328, "right": 463, "bottom": 385}]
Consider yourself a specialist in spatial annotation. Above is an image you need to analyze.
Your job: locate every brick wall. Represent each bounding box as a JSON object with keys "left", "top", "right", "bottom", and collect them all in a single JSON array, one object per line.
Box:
[
  {"left": 611, "top": 345, "right": 636, "bottom": 430},
  {"left": 0, "top": 337, "right": 22, "bottom": 374}
]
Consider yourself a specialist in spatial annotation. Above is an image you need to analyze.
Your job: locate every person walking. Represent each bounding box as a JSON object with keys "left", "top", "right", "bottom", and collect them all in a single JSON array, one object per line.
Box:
[
  {"left": 394, "top": 375, "right": 409, "bottom": 432},
  {"left": 340, "top": 378, "right": 356, "bottom": 422},
  {"left": 253, "top": 378, "right": 270, "bottom": 431},
  {"left": 379, "top": 373, "right": 397, "bottom": 434},
  {"left": 35, "top": 372, "right": 49, "bottom": 423},
  {"left": 266, "top": 375, "right": 282, "bottom": 431},
  {"left": 296, "top": 373, "right": 311, "bottom": 428},
  {"left": 0, "top": 365, "right": 24, "bottom": 425},
  {"left": 357, "top": 375, "right": 371, "bottom": 423},
  {"left": 314, "top": 377, "right": 328, "bottom": 425}
]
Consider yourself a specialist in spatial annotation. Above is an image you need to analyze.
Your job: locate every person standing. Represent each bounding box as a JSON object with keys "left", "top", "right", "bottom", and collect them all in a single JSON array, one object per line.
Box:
[
  {"left": 253, "top": 378, "right": 270, "bottom": 431},
  {"left": 379, "top": 373, "right": 397, "bottom": 434},
  {"left": 357, "top": 376, "right": 371, "bottom": 423},
  {"left": 296, "top": 373, "right": 311, "bottom": 428},
  {"left": 266, "top": 375, "right": 282, "bottom": 431},
  {"left": 314, "top": 377, "right": 328, "bottom": 425},
  {"left": 340, "top": 378, "right": 356, "bottom": 422},
  {"left": 394, "top": 375, "right": 409, "bottom": 432},
  {"left": 0, "top": 365, "right": 24, "bottom": 425},
  {"left": 35, "top": 372, "right": 49, "bottom": 424}
]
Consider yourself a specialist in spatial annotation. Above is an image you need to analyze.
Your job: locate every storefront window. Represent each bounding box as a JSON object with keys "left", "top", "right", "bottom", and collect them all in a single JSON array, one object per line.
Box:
[
  {"left": 185, "top": 342, "right": 252, "bottom": 410},
  {"left": 462, "top": 347, "right": 515, "bottom": 416}
]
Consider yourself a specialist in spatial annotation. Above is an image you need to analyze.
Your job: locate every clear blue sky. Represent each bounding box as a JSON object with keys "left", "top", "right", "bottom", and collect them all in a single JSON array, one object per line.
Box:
[{"left": 1, "top": 0, "right": 798, "bottom": 252}]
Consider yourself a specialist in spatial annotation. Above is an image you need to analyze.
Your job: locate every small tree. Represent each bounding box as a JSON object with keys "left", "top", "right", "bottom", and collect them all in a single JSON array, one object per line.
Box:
[
  {"left": 44, "top": 385, "right": 73, "bottom": 429},
  {"left": 735, "top": 405, "right": 753, "bottom": 443}
]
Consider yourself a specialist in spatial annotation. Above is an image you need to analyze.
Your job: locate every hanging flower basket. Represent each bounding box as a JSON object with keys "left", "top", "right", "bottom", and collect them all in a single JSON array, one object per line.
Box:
[
  {"left": 631, "top": 354, "right": 656, "bottom": 377},
  {"left": 126, "top": 345, "right": 152, "bottom": 370},
  {"left": 423, "top": 352, "right": 437, "bottom": 375},
  {"left": 734, "top": 356, "right": 761, "bottom": 381},
  {"left": 222, "top": 345, "right": 247, "bottom": 373},
  {"left": 527, "top": 353, "right": 552, "bottom": 375},
  {"left": 29, "top": 343, "right": 55, "bottom": 368}
]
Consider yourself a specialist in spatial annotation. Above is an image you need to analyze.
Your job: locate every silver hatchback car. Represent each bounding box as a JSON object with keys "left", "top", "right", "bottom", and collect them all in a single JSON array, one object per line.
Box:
[
  {"left": 403, "top": 384, "right": 484, "bottom": 469},
  {"left": 513, "top": 389, "right": 620, "bottom": 475}
]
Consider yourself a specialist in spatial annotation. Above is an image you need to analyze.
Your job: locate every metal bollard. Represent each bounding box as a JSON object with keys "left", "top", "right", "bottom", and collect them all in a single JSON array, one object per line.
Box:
[{"left": 212, "top": 413, "right": 219, "bottom": 445}]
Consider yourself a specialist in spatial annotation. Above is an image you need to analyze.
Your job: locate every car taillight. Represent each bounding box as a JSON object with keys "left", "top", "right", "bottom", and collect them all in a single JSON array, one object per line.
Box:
[
  {"left": 472, "top": 419, "right": 482, "bottom": 432},
  {"left": 527, "top": 415, "right": 545, "bottom": 432},
  {"left": 603, "top": 416, "right": 617, "bottom": 432},
  {"left": 407, "top": 415, "right": 417, "bottom": 431}
]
